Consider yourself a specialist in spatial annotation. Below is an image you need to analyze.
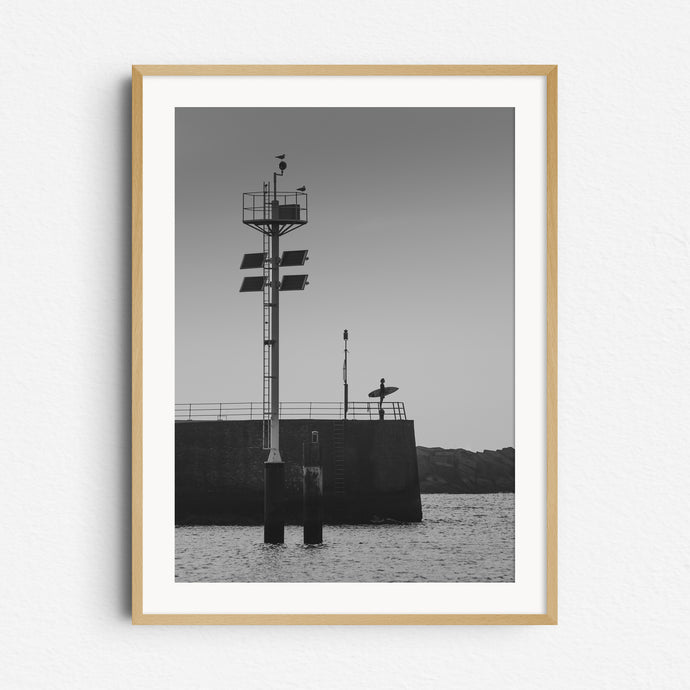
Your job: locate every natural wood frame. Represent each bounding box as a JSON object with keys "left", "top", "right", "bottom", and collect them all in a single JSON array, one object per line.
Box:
[{"left": 132, "top": 64, "right": 557, "bottom": 625}]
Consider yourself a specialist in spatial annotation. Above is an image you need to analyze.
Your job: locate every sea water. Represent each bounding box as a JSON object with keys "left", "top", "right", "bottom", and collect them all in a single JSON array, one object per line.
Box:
[{"left": 175, "top": 493, "right": 514, "bottom": 583}]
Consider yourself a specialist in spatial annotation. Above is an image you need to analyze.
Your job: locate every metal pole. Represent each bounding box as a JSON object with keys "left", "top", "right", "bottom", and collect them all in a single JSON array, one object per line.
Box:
[
  {"left": 343, "top": 329, "right": 349, "bottom": 420},
  {"left": 268, "top": 196, "right": 280, "bottom": 461},
  {"left": 264, "top": 177, "right": 284, "bottom": 544}
]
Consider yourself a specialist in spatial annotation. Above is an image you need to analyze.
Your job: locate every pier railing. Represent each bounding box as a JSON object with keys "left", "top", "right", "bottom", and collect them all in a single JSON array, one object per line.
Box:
[{"left": 175, "top": 401, "right": 407, "bottom": 421}]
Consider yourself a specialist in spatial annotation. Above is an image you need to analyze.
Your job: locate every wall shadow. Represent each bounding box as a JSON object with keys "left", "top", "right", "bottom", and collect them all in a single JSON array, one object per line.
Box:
[{"left": 117, "top": 76, "right": 132, "bottom": 618}]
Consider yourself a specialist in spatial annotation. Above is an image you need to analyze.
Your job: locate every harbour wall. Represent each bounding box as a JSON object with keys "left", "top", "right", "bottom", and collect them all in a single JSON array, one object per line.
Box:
[{"left": 175, "top": 419, "right": 422, "bottom": 524}]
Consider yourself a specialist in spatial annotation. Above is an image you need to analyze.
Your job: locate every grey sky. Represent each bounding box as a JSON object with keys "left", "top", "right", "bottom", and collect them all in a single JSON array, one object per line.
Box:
[{"left": 176, "top": 107, "right": 514, "bottom": 451}]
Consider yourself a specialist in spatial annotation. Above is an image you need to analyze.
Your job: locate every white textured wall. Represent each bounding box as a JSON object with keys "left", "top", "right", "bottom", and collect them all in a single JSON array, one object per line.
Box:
[{"left": 2, "top": 1, "right": 688, "bottom": 687}]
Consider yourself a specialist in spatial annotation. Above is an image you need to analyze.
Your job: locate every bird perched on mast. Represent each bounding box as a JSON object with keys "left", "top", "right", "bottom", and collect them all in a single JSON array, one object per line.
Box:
[
  {"left": 296, "top": 185, "right": 306, "bottom": 192},
  {"left": 275, "top": 154, "right": 286, "bottom": 159}
]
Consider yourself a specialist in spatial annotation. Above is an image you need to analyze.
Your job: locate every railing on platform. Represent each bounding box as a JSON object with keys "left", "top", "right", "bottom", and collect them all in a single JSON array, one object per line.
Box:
[{"left": 175, "top": 401, "right": 407, "bottom": 421}]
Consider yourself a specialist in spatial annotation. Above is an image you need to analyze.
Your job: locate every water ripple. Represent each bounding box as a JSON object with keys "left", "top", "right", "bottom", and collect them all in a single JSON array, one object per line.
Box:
[{"left": 176, "top": 494, "right": 514, "bottom": 582}]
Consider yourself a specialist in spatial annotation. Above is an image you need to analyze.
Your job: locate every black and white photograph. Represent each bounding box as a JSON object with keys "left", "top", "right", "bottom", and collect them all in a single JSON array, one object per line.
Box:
[{"left": 174, "top": 106, "right": 516, "bottom": 583}]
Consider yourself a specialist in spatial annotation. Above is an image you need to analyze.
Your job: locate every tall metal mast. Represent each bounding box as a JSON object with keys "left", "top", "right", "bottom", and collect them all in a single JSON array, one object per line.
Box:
[
  {"left": 267, "top": 167, "right": 282, "bottom": 462},
  {"left": 240, "top": 156, "right": 309, "bottom": 543}
]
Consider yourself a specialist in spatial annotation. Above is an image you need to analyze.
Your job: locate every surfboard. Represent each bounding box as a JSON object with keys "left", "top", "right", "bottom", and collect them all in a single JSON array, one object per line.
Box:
[{"left": 368, "top": 386, "right": 399, "bottom": 398}]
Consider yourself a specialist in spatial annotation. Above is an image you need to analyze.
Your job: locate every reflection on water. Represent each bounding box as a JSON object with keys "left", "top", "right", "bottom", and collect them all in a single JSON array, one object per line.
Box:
[{"left": 175, "top": 494, "right": 514, "bottom": 583}]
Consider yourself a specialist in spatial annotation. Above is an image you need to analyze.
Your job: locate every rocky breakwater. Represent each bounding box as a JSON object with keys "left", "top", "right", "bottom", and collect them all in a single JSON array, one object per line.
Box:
[{"left": 416, "top": 446, "right": 514, "bottom": 493}]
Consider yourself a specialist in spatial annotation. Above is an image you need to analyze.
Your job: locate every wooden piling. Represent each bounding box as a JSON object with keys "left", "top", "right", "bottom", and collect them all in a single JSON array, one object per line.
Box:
[{"left": 303, "top": 432, "right": 323, "bottom": 544}]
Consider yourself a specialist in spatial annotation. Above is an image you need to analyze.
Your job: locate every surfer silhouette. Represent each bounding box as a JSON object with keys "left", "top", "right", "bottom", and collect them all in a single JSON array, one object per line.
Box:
[{"left": 367, "top": 379, "right": 399, "bottom": 420}]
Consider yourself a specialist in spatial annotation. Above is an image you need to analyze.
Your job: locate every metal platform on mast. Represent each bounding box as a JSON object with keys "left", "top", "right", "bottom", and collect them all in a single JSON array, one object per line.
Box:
[{"left": 242, "top": 189, "right": 308, "bottom": 235}]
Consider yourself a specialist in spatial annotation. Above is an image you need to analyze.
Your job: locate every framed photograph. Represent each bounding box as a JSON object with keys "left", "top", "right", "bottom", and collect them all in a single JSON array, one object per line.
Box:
[{"left": 132, "top": 65, "right": 557, "bottom": 624}]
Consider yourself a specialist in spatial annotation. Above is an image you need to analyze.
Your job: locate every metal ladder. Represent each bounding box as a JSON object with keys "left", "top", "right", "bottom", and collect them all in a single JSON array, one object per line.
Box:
[
  {"left": 261, "top": 215, "right": 272, "bottom": 450},
  {"left": 333, "top": 420, "right": 345, "bottom": 494}
]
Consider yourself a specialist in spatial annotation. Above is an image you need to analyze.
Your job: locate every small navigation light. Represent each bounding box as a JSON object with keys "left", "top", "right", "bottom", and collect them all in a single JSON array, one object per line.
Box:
[
  {"left": 240, "top": 252, "right": 266, "bottom": 269},
  {"left": 279, "top": 275, "right": 309, "bottom": 291},
  {"left": 280, "top": 250, "right": 308, "bottom": 267},
  {"left": 240, "top": 276, "right": 266, "bottom": 292}
]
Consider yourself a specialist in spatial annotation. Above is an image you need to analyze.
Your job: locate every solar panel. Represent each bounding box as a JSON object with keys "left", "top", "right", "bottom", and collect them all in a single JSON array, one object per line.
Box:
[
  {"left": 279, "top": 274, "right": 308, "bottom": 291},
  {"left": 280, "top": 250, "right": 308, "bottom": 267},
  {"left": 240, "top": 252, "right": 266, "bottom": 269},
  {"left": 239, "top": 276, "right": 266, "bottom": 292}
]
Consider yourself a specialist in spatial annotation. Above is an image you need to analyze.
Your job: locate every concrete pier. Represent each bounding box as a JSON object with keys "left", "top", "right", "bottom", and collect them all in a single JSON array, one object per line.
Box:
[{"left": 175, "top": 419, "right": 422, "bottom": 525}]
